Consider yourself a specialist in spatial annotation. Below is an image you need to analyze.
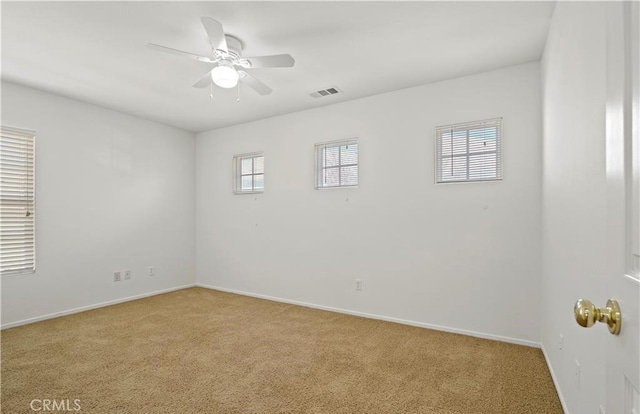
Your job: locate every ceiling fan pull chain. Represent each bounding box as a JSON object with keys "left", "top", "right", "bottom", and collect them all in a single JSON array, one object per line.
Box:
[
  {"left": 210, "top": 82, "right": 214, "bottom": 100},
  {"left": 236, "top": 82, "right": 240, "bottom": 103}
]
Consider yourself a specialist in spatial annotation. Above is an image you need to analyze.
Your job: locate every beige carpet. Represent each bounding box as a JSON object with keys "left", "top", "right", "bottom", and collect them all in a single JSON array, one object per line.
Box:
[{"left": 1, "top": 287, "right": 562, "bottom": 413}]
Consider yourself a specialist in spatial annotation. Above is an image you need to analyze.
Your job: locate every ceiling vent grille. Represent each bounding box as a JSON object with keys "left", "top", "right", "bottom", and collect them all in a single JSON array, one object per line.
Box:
[{"left": 309, "top": 87, "right": 342, "bottom": 98}]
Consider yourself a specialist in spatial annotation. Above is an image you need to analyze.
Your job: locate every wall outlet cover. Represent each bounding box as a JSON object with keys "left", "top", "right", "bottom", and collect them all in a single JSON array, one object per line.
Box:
[{"left": 355, "top": 279, "right": 362, "bottom": 291}]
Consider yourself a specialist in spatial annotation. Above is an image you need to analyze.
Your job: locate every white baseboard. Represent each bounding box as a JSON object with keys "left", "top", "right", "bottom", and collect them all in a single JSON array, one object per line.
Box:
[
  {"left": 196, "top": 283, "right": 541, "bottom": 349},
  {"left": 1, "top": 283, "right": 197, "bottom": 330},
  {"left": 3, "top": 282, "right": 543, "bottom": 350},
  {"left": 541, "top": 344, "right": 569, "bottom": 414}
]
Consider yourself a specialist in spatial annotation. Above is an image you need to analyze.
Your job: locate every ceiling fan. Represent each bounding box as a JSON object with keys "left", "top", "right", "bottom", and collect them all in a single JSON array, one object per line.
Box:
[{"left": 148, "top": 17, "right": 295, "bottom": 96}]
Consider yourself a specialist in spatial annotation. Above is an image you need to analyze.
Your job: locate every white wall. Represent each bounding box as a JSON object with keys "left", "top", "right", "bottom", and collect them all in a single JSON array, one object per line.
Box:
[
  {"left": 541, "top": 3, "right": 607, "bottom": 413},
  {"left": 1, "top": 82, "right": 196, "bottom": 326},
  {"left": 196, "top": 62, "right": 542, "bottom": 345}
]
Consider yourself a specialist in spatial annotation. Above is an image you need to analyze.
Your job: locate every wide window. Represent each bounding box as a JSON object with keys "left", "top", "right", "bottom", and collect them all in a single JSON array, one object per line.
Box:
[
  {"left": 435, "top": 118, "right": 502, "bottom": 183},
  {"left": 315, "top": 139, "right": 358, "bottom": 188},
  {"left": 1, "top": 127, "right": 36, "bottom": 275},
  {"left": 233, "top": 153, "right": 264, "bottom": 194}
]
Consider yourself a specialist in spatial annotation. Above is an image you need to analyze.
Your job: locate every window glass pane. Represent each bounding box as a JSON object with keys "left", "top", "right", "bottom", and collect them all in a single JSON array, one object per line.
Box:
[
  {"left": 241, "top": 175, "right": 253, "bottom": 191},
  {"left": 323, "top": 167, "right": 340, "bottom": 187},
  {"left": 254, "top": 174, "right": 264, "bottom": 190},
  {"left": 442, "top": 130, "right": 467, "bottom": 156},
  {"left": 340, "top": 165, "right": 358, "bottom": 186},
  {"left": 340, "top": 144, "right": 358, "bottom": 165},
  {"left": 469, "top": 153, "right": 497, "bottom": 179},
  {"left": 468, "top": 127, "right": 497, "bottom": 153},
  {"left": 440, "top": 156, "right": 467, "bottom": 181},
  {"left": 440, "top": 132, "right": 452, "bottom": 156},
  {"left": 253, "top": 156, "right": 264, "bottom": 174},
  {"left": 324, "top": 146, "right": 340, "bottom": 167},
  {"left": 440, "top": 158, "right": 451, "bottom": 180},
  {"left": 241, "top": 157, "right": 253, "bottom": 175}
]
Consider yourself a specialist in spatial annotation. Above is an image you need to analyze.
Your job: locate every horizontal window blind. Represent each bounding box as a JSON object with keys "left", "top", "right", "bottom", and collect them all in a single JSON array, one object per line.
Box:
[
  {"left": 316, "top": 139, "right": 358, "bottom": 188},
  {"left": 1, "top": 127, "right": 35, "bottom": 275},
  {"left": 435, "top": 118, "right": 502, "bottom": 183}
]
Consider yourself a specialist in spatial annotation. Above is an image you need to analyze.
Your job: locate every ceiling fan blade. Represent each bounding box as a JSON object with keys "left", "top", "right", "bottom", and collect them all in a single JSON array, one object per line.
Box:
[
  {"left": 238, "top": 70, "right": 273, "bottom": 95},
  {"left": 242, "top": 54, "right": 295, "bottom": 68},
  {"left": 147, "top": 43, "right": 213, "bottom": 62},
  {"left": 201, "top": 17, "right": 228, "bottom": 53},
  {"left": 192, "top": 71, "right": 212, "bottom": 88}
]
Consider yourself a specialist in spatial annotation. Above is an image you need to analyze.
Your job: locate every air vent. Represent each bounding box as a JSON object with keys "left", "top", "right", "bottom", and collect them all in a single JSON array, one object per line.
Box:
[{"left": 309, "top": 87, "right": 342, "bottom": 98}]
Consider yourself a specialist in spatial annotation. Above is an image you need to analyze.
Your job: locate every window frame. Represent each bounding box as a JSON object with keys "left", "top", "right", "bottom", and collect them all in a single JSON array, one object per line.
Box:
[
  {"left": 1, "top": 126, "right": 36, "bottom": 277},
  {"left": 434, "top": 117, "right": 503, "bottom": 184},
  {"left": 314, "top": 138, "right": 359, "bottom": 189},
  {"left": 233, "top": 152, "right": 264, "bottom": 195}
]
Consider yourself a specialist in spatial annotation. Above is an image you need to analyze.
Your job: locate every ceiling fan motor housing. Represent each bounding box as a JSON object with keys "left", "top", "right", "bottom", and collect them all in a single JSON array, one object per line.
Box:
[{"left": 221, "top": 35, "right": 243, "bottom": 60}]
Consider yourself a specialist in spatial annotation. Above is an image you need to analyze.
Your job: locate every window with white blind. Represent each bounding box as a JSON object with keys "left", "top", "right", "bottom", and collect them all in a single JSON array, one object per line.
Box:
[
  {"left": 1, "top": 127, "right": 35, "bottom": 276},
  {"left": 435, "top": 118, "right": 502, "bottom": 183},
  {"left": 315, "top": 139, "right": 358, "bottom": 188},
  {"left": 233, "top": 153, "right": 264, "bottom": 194}
]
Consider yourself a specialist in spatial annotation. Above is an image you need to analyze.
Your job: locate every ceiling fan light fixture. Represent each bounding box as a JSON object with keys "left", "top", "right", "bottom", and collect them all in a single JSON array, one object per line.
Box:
[{"left": 211, "top": 64, "right": 239, "bottom": 88}]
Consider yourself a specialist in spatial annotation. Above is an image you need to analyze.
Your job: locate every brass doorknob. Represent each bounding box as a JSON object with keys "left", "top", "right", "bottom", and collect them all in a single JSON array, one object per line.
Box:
[{"left": 574, "top": 298, "right": 622, "bottom": 335}]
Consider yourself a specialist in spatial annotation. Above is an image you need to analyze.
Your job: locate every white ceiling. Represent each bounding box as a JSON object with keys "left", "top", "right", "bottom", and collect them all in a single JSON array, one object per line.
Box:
[{"left": 2, "top": 2, "right": 555, "bottom": 133}]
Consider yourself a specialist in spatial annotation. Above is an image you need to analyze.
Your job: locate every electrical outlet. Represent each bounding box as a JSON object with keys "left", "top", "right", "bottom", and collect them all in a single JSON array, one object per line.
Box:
[
  {"left": 558, "top": 334, "right": 564, "bottom": 351},
  {"left": 355, "top": 279, "right": 362, "bottom": 291},
  {"left": 124, "top": 270, "right": 131, "bottom": 280},
  {"left": 114, "top": 271, "right": 121, "bottom": 282},
  {"left": 574, "top": 360, "right": 581, "bottom": 389},
  {"left": 148, "top": 266, "right": 155, "bottom": 277}
]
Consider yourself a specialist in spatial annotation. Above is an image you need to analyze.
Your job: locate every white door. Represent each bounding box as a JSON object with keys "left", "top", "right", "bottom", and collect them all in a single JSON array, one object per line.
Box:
[{"left": 605, "top": 2, "right": 639, "bottom": 413}]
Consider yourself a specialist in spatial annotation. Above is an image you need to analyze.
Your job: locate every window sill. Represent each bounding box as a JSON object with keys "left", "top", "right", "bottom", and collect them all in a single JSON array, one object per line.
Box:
[
  {"left": 436, "top": 178, "right": 502, "bottom": 185},
  {"left": 315, "top": 185, "right": 359, "bottom": 190},
  {"left": 1, "top": 269, "right": 36, "bottom": 278}
]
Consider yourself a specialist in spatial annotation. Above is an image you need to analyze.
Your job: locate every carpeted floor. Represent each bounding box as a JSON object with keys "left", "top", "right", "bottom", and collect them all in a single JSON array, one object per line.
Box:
[{"left": 1, "top": 287, "right": 562, "bottom": 413}]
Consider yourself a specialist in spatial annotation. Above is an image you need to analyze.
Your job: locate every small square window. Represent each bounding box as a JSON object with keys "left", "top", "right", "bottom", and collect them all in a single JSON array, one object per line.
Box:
[
  {"left": 435, "top": 118, "right": 502, "bottom": 183},
  {"left": 233, "top": 153, "right": 264, "bottom": 194},
  {"left": 315, "top": 139, "right": 358, "bottom": 189}
]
